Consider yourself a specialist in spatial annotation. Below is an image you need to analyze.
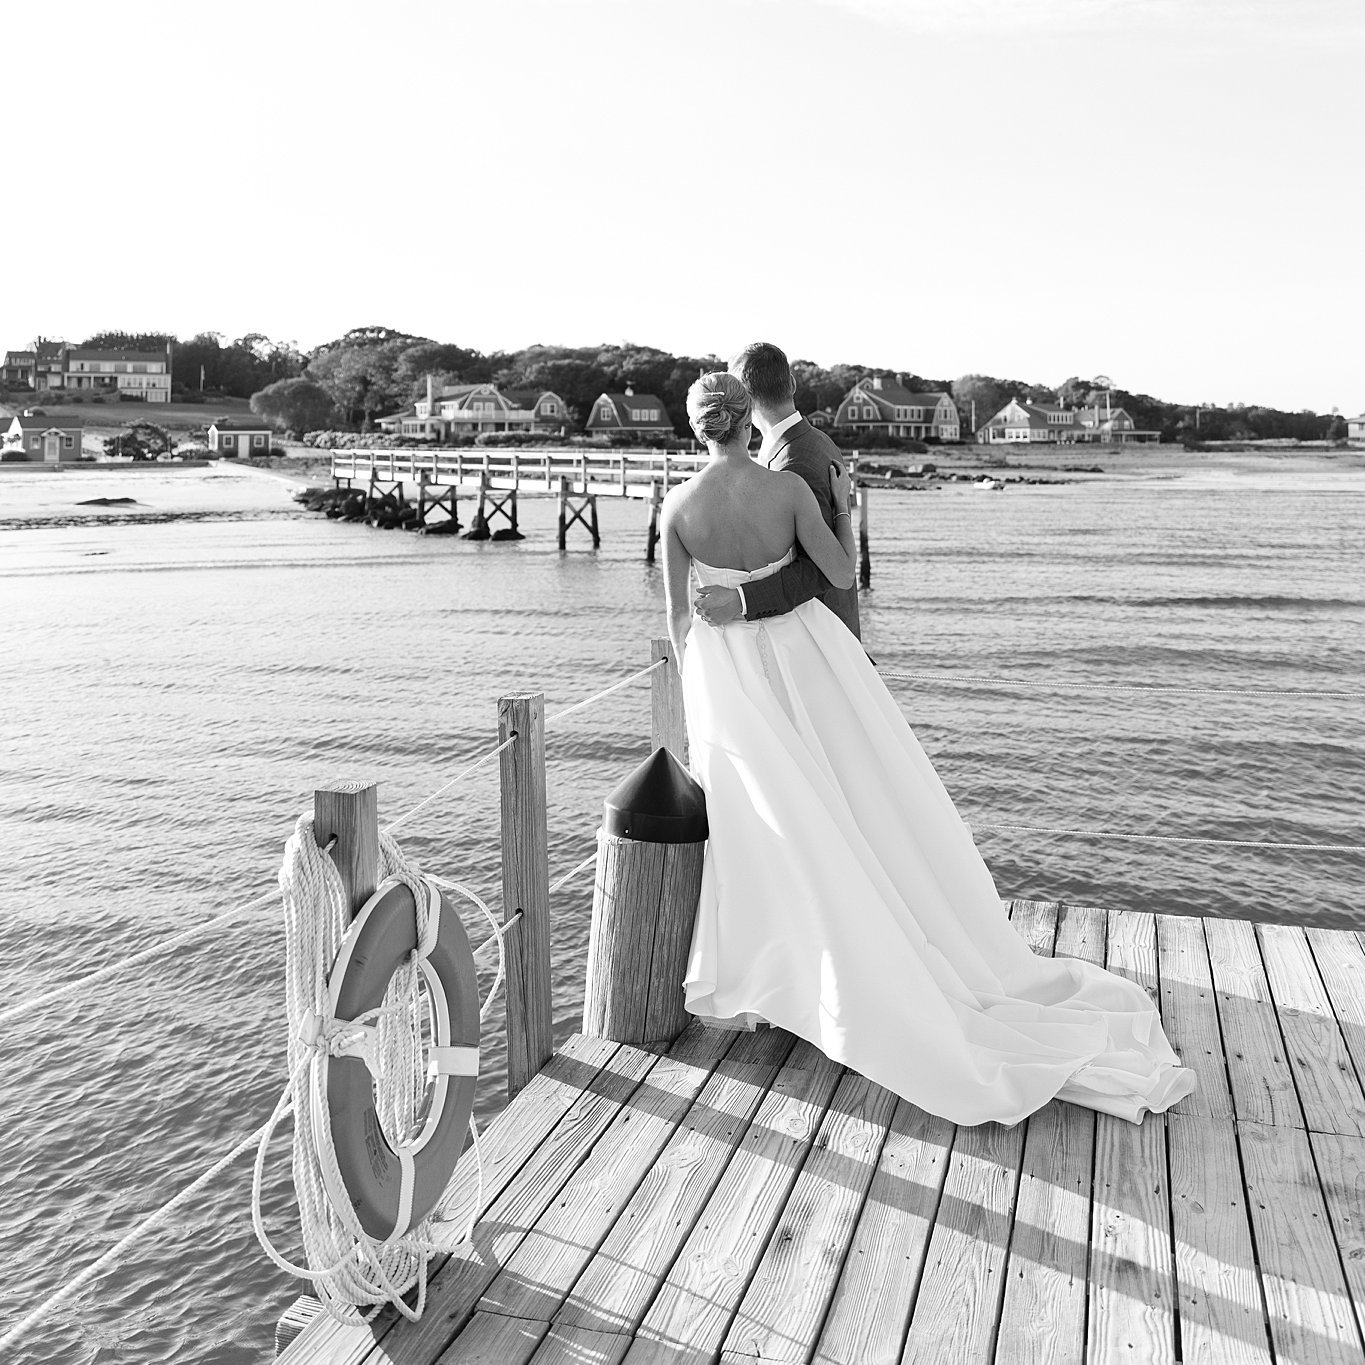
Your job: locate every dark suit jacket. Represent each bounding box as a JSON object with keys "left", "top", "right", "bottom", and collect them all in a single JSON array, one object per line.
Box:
[{"left": 740, "top": 418, "right": 862, "bottom": 639}]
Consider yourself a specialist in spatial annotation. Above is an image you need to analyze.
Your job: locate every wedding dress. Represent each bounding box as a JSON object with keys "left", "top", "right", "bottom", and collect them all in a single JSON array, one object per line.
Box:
[{"left": 682, "top": 549, "right": 1195, "bottom": 1127}]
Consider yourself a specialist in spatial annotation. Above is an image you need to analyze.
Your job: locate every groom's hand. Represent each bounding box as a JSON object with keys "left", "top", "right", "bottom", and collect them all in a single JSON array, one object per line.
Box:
[{"left": 694, "top": 584, "right": 742, "bottom": 626}]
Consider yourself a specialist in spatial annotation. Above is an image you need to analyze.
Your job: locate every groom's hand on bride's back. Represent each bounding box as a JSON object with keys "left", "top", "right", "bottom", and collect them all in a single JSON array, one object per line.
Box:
[{"left": 694, "top": 585, "right": 743, "bottom": 626}]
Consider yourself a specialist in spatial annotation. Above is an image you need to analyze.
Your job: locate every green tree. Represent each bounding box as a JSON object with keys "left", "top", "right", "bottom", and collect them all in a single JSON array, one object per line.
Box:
[
  {"left": 103, "top": 422, "right": 173, "bottom": 461},
  {"left": 951, "top": 375, "right": 1019, "bottom": 433},
  {"left": 251, "top": 378, "right": 339, "bottom": 434},
  {"left": 79, "top": 330, "right": 174, "bottom": 352}
]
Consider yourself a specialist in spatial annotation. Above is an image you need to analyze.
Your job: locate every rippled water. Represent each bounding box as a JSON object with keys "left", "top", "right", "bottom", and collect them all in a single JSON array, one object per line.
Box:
[{"left": 1, "top": 469, "right": 1362, "bottom": 1362}]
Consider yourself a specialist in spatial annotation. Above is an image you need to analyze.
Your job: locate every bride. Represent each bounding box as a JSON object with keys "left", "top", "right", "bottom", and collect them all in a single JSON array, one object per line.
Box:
[{"left": 660, "top": 371, "right": 1195, "bottom": 1127}]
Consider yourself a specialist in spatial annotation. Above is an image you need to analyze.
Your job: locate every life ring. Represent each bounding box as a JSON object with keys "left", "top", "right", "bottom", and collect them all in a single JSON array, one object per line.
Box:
[{"left": 313, "top": 875, "right": 479, "bottom": 1244}]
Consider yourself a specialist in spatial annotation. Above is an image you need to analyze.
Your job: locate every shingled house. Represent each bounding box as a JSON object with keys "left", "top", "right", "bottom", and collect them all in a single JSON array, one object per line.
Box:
[
  {"left": 835, "top": 377, "right": 961, "bottom": 441},
  {"left": 585, "top": 386, "right": 675, "bottom": 440}
]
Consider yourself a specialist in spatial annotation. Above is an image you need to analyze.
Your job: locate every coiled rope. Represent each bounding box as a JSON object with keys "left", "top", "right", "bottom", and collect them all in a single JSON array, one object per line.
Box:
[{"left": 248, "top": 820, "right": 509, "bottom": 1325}]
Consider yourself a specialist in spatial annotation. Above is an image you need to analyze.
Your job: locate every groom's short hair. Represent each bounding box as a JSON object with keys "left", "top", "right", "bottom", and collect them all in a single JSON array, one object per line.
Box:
[{"left": 729, "top": 342, "right": 795, "bottom": 406}]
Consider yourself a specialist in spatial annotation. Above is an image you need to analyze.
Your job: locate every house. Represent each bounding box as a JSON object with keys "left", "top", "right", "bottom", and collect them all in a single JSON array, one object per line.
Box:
[
  {"left": 834, "top": 377, "right": 961, "bottom": 440},
  {"left": 62, "top": 347, "right": 172, "bottom": 402},
  {"left": 585, "top": 387, "right": 674, "bottom": 440},
  {"left": 3, "top": 414, "right": 83, "bottom": 463},
  {"left": 976, "top": 399, "right": 1054, "bottom": 443},
  {"left": 207, "top": 419, "right": 272, "bottom": 457},
  {"left": 806, "top": 408, "right": 837, "bottom": 430},
  {"left": 1347, "top": 414, "right": 1365, "bottom": 441},
  {"left": 377, "top": 379, "right": 571, "bottom": 439},
  {"left": 977, "top": 398, "right": 1156, "bottom": 443},
  {"left": 2, "top": 350, "right": 35, "bottom": 388}
]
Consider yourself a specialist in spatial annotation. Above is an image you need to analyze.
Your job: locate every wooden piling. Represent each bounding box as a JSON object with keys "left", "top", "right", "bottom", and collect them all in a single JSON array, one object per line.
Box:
[
  {"left": 582, "top": 833, "right": 705, "bottom": 1046},
  {"left": 498, "top": 693, "right": 552, "bottom": 1097},
  {"left": 557, "top": 477, "right": 569, "bottom": 551},
  {"left": 650, "top": 637, "right": 687, "bottom": 763},
  {"left": 589, "top": 496, "right": 600, "bottom": 548},
  {"left": 858, "top": 483, "right": 871, "bottom": 589},
  {"left": 645, "top": 482, "right": 662, "bottom": 563},
  {"left": 312, "top": 780, "right": 378, "bottom": 916}
]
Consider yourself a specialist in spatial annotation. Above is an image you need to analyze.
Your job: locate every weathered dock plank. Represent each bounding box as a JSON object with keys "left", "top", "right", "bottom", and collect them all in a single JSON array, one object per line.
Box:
[
  {"left": 435, "top": 1310, "right": 548, "bottom": 1364},
  {"left": 1239, "top": 1119, "right": 1365, "bottom": 1363},
  {"left": 721, "top": 1069, "right": 897, "bottom": 1360},
  {"left": 1204, "top": 915, "right": 1303, "bottom": 1130},
  {"left": 1306, "top": 926, "right": 1365, "bottom": 1102},
  {"left": 1307, "top": 1131, "right": 1365, "bottom": 1347},
  {"left": 995, "top": 902, "right": 1102, "bottom": 1365},
  {"left": 1158, "top": 912, "right": 1234, "bottom": 1120},
  {"left": 1087, "top": 910, "right": 1177, "bottom": 1365},
  {"left": 531, "top": 1324, "right": 634, "bottom": 1365},
  {"left": 1168, "top": 1113, "right": 1273, "bottom": 1365},
  {"left": 557, "top": 1026, "right": 796, "bottom": 1336},
  {"left": 477, "top": 1022, "right": 735, "bottom": 1322},
  {"left": 625, "top": 1041, "right": 844, "bottom": 1364},
  {"left": 810, "top": 1100, "right": 955, "bottom": 1365},
  {"left": 1258, "top": 923, "right": 1365, "bottom": 1136}
]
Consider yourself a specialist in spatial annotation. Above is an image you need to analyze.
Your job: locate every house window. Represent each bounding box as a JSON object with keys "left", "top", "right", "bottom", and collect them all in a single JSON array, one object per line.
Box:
[
  {"left": 599, "top": 405, "right": 612, "bottom": 422},
  {"left": 62, "top": 435, "right": 73, "bottom": 448},
  {"left": 252, "top": 434, "right": 265, "bottom": 447},
  {"left": 545, "top": 401, "right": 557, "bottom": 414},
  {"left": 29, "top": 436, "right": 40, "bottom": 449},
  {"left": 223, "top": 435, "right": 235, "bottom": 448}
]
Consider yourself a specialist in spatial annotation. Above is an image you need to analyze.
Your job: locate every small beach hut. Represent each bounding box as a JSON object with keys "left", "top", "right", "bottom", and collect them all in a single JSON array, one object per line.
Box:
[
  {"left": 207, "top": 418, "right": 273, "bottom": 458},
  {"left": 3, "top": 414, "right": 83, "bottom": 463}
]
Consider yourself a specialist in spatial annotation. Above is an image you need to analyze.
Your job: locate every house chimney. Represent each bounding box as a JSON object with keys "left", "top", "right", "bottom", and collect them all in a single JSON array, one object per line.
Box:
[
  {"left": 624, "top": 384, "right": 634, "bottom": 397},
  {"left": 426, "top": 373, "right": 434, "bottom": 408},
  {"left": 870, "top": 375, "right": 882, "bottom": 390}
]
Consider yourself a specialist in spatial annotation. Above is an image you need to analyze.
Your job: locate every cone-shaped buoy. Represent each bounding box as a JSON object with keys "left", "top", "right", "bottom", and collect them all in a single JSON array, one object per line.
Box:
[{"left": 603, "top": 746, "right": 707, "bottom": 844}]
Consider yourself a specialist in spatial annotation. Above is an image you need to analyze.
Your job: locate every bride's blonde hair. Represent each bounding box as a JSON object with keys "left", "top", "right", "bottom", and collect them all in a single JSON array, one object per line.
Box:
[{"left": 687, "top": 371, "right": 751, "bottom": 445}]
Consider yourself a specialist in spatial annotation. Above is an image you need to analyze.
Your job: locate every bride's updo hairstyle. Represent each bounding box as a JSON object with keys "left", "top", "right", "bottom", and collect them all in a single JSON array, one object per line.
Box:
[{"left": 687, "top": 371, "right": 751, "bottom": 446}]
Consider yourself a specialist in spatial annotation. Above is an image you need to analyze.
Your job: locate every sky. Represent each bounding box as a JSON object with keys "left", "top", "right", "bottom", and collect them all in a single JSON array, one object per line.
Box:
[{"left": 5, "top": 0, "right": 1363, "bottom": 412}]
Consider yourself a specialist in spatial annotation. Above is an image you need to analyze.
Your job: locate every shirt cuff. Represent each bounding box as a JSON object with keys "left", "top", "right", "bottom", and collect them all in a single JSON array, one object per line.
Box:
[{"left": 736, "top": 584, "right": 748, "bottom": 617}]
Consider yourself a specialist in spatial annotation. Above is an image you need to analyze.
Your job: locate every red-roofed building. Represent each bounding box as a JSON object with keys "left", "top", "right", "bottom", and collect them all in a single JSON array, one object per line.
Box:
[
  {"left": 207, "top": 418, "right": 273, "bottom": 456},
  {"left": 3, "top": 414, "right": 83, "bottom": 462},
  {"left": 585, "top": 387, "right": 674, "bottom": 439},
  {"left": 835, "top": 377, "right": 961, "bottom": 440}
]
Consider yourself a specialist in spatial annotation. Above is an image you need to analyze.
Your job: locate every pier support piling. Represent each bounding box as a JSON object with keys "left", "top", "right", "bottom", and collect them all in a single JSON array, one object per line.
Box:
[
  {"left": 645, "top": 482, "right": 662, "bottom": 562},
  {"left": 498, "top": 693, "right": 552, "bottom": 1096},
  {"left": 650, "top": 636, "right": 687, "bottom": 764},
  {"left": 858, "top": 483, "right": 871, "bottom": 589}
]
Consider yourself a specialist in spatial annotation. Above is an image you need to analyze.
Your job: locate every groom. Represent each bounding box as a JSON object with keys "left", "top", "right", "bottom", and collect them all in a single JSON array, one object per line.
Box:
[{"left": 693, "top": 341, "right": 862, "bottom": 639}]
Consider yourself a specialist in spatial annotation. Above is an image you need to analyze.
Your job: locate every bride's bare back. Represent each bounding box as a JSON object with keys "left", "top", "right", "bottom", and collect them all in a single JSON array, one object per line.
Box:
[{"left": 666, "top": 457, "right": 808, "bottom": 571}]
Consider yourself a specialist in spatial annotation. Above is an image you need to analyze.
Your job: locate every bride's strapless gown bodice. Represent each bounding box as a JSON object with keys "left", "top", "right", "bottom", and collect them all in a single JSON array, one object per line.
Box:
[{"left": 681, "top": 552, "right": 1195, "bottom": 1127}]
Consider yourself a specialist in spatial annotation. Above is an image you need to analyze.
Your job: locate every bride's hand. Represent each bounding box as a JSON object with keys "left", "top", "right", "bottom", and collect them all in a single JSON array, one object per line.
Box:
[{"left": 829, "top": 461, "right": 852, "bottom": 512}]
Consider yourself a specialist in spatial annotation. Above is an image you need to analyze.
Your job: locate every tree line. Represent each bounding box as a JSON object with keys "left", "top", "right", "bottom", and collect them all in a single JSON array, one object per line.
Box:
[{"left": 47, "top": 327, "right": 1342, "bottom": 445}]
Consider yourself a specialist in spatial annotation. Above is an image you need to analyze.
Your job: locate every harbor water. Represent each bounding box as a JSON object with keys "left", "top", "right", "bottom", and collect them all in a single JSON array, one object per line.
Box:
[{"left": 1, "top": 463, "right": 1362, "bottom": 1362}]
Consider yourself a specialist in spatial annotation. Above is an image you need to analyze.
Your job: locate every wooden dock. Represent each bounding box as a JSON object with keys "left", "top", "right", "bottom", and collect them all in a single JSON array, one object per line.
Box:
[{"left": 277, "top": 897, "right": 1365, "bottom": 1365}]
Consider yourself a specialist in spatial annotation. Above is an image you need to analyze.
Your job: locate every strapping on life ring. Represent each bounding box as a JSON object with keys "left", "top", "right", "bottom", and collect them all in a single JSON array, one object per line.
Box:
[{"left": 313, "top": 875, "right": 479, "bottom": 1244}]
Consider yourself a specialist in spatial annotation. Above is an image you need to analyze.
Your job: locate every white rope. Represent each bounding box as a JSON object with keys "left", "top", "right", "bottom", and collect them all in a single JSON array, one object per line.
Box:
[
  {"left": 878, "top": 669, "right": 1365, "bottom": 701},
  {"left": 550, "top": 850, "right": 599, "bottom": 895},
  {"left": 383, "top": 735, "right": 518, "bottom": 834},
  {"left": 0, "top": 888, "right": 278, "bottom": 1028},
  {"left": 250, "top": 819, "right": 438, "bottom": 1325},
  {"left": 546, "top": 657, "right": 667, "bottom": 724},
  {"left": 0, "top": 1123, "right": 267, "bottom": 1357},
  {"left": 971, "top": 821, "right": 1365, "bottom": 853}
]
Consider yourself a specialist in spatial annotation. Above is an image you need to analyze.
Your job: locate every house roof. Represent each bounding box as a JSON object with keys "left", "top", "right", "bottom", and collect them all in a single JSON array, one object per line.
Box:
[
  {"left": 589, "top": 393, "right": 673, "bottom": 428},
  {"left": 4, "top": 351, "right": 36, "bottom": 364},
  {"left": 502, "top": 388, "right": 560, "bottom": 410},
  {"left": 845, "top": 382, "right": 955, "bottom": 417},
  {"left": 9, "top": 415, "right": 83, "bottom": 431},
  {"left": 208, "top": 418, "right": 272, "bottom": 432},
  {"left": 377, "top": 406, "right": 418, "bottom": 425}
]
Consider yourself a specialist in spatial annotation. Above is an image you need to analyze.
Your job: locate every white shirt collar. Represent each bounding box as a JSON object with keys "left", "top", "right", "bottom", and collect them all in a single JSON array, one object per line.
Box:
[{"left": 760, "top": 410, "right": 802, "bottom": 456}]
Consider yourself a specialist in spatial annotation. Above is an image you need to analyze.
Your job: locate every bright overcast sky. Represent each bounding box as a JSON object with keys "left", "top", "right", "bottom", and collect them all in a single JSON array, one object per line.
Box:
[{"left": 7, "top": 0, "right": 1362, "bottom": 411}]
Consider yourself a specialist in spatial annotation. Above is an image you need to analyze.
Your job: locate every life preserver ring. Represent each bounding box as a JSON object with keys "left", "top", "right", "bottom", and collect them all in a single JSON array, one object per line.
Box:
[{"left": 313, "top": 875, "right": 479, "bottom": 1244}]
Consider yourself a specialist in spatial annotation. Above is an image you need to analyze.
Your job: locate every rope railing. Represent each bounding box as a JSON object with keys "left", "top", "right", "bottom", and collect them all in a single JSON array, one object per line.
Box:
[
  {"left": 878, "top": 669, "right": 1365, "bottom": 701},
  {"left": 545, "top": 657, "right": 666, "bottom": 724}
]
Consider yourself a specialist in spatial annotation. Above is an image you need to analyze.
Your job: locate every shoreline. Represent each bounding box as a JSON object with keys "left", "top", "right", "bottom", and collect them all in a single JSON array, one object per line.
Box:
[{"left": 0, "top": 447, "right": 1361, "bottom": 531}]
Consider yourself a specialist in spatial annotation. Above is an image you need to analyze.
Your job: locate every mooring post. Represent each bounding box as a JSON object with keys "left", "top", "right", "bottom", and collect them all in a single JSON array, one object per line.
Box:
[
  {"left": 557, "top": 475, "right": 569, "bottom": 551},
  {"left": 589, "top": 496, "right": 600, "bottom": 549},
  {"left": 498, "top": 693, "right": 552, "bottom": 1096},
  {"left": 858, "top": 483, "right": 871, "bottom": 589},
  {"left": 582, "top": 748, "right": 707, "bottom": 1047},
  {"left": 650, "top": 637, "right": 687, "bottom": 762},
  {"left": 645, "top": 481, "right": 662, "bottom": 562},
  {"left": 313, "top": 780, "right": 379, "bottom": 918}
]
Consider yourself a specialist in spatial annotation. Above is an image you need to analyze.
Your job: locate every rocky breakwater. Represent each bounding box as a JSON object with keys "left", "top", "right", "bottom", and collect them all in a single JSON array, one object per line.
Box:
[{"left": 291, "top": 485, "right": 524, "bottom": 540}]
